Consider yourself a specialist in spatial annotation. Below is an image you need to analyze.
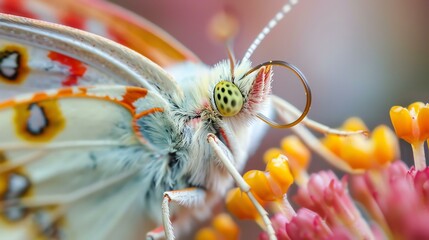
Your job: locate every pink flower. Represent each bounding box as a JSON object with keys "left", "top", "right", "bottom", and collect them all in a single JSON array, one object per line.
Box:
[
  {"left": 259, "top": 162, "right": 429, "bottom": 240},
  {"left": 294, "top": 171, "right": 373, "bottom": 239},
  {"left": 259, "top": 214, "right": 290, "bottom": 240},
  {"left": 350, "top": 161, "right": 429, "bottom": 239},
  {"left": 286, "top": 209, "right": 332, "bottom": 240}
]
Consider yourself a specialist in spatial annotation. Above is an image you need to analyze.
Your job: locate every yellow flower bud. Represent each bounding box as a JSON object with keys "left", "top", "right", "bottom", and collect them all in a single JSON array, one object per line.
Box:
[
  {"left": 372, "top": 125, "right": 399, "bottom": 165},
  {"left": 322, "top": 117, "right": 398, "bottom": 170},
  {"left": 244, "top": 170, "right": 281, "bottom": 201},
  {"left": 194, "top": 228, "right": 217, "bottom": 240},
  {"left": 390, "top": 106, "right": 415, "bottom": 143},
  {"left": 265, "top": 155, "right": 294, "bottom": 194},
  {"left": 340, "top": 136, "right": 372, "bottom": 169},
  {"left": 225, "top": 188, "right": 259, "bottom": 220},
  {"left": 280, "top": 136, "right": 311, "bottom": 171},
  {"left": 390, "top": 102, "right": 429, "bottom": 143},
  {"left": 212, "top": 213, "right": 239, "bottom": 240},
  {"left": 263, "top": 148, "right": 283, "bottom": 164},
  {"left": 342, "top": 117, "right": 369, "bottom": 132}
]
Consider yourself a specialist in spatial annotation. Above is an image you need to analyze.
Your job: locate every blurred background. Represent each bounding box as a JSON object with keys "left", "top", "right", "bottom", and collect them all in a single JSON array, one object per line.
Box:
[{"left": 108, "top": 0, "right": 428, "bottom": 238}]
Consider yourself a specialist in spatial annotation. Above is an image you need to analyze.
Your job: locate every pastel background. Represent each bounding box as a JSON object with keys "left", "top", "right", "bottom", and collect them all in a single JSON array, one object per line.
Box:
[{"left": 110, "top": 0, "right": 428, "bottom": 238}]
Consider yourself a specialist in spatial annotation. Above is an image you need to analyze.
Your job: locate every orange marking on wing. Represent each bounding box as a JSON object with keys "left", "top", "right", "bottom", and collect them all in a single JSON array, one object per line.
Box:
[
  {"left": 78, "top": 86, "right": 89, "bottom": 93},
  {"left": 31, "top": 92, "right": 49, "bottom": 102},
  {"left": 2, "top": 85, "right": 142, "bottom": 104},
  {"left": 120, "top": 87, "right": 148, "bottom": 112},
  {"left": 0, "top": 87, "right": 143, "bottom": 111},
  {"left": 135, "top": 107, "right": 164, "bottom": 119},
  {"left": 0, "top": 99, "right": 15, "bottom": 109},
  {"left": 132, "top": 107, "right": 164, "bottom": 145},
  {"left": 56, "top": 88, "right": 74, "bottom": 96},
  {"left": 48, "top": 51, "right": 87, "bottom": 86},
  {"left": 132, "top": 124, "right": 148, "bottom": 145}
]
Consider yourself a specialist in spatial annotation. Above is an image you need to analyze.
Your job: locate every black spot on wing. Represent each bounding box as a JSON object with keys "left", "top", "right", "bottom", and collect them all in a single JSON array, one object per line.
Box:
[
  {"left": 4, "top": 173, "right": 31, "bottom": 199},
  {"left": 0, "top": 50, "right": 20, "bottom": 81},
  {"left": 1, "top": 172, "right": 32, "bottom": 222},
  {"left": 26, "top": 103, "right": 49, "bottom": 136}
]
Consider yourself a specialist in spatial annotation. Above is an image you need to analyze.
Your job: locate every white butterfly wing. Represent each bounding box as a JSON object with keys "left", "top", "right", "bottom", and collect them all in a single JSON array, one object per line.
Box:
[
  {"left": 0, "top": 13, "right": 184, "bottom": 239},
  {"left": 0, "top": 85, "right": 169, "bottom": 239},
  {"left": 0, "top": 14, "right": 184, "bottom": 101}
]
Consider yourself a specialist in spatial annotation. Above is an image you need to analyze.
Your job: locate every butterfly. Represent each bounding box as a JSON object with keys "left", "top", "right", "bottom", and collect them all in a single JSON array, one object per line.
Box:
[{"left": 0, "top": 0, "right": 311, "bottom": 239}]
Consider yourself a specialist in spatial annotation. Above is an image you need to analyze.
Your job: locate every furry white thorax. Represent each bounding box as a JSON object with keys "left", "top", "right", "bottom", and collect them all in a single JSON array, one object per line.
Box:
[{"left": 165, "top": 59, "right": 270, "bottom": 193}]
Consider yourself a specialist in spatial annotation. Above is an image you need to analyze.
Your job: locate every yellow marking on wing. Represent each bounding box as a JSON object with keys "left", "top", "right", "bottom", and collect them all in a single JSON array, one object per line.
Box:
[
  {"left": 14, "top": 100, "right": 66, "bottom": 143},
  {"left": 0, "top": 151, "right": 7, "bottom": 197},
  {"left": 0, "top": 150, "right": 5, "bottom": 163},
  {"left": 0, "top": 167, "right": 33, "bottom": 224},
  {"left": 30, "top": 205, "right": 66, "bottom": 240},
  {"left": 0, "top": 44, "right": 30, "bottom": 85}
]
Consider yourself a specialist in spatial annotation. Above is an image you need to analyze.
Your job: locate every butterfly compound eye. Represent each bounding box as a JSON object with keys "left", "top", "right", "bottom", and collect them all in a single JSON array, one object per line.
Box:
[{"left": 213, "top": 81, "right": 243, "bottom": 116}]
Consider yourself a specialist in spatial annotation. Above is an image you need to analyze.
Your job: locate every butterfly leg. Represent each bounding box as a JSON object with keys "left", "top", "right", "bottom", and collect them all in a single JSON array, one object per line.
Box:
[
  {"left": 207, "top": 133, "right": 276, "bottom": 240},
  {"left": 147, "top": 188, "right": 206, "bottom": 240}
]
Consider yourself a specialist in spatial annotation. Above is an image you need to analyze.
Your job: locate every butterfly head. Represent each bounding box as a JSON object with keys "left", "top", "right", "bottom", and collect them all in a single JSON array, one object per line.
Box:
[
  {"left": 209, "top": 58, "right": 312, "bottom": 130},
  {"left": 206, "top": 60, "right": 276, "bottom": 131}
]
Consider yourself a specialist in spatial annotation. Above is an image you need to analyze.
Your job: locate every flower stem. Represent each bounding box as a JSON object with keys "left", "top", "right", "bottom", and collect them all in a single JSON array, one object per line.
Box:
[
  {"left": 412, "top": 142, "right": 426, "bottom": 170},
  {"left": 295, "top": 170, "right": 309, "bottom": 187},
  {"left": 279, "top": 194, "right": 296, "bottom": 220}
]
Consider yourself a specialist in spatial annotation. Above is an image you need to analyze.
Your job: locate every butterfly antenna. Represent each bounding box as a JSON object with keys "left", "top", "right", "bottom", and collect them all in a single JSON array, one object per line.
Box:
[
  {"left": 226, "top": 41, "right": 237, "bottom": 82},
  {"left": 242, "top": 60, "right": 311, "bottom": 128},
  {"left": 242, "top": 0, "right": 300, "bottom": 62}
]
